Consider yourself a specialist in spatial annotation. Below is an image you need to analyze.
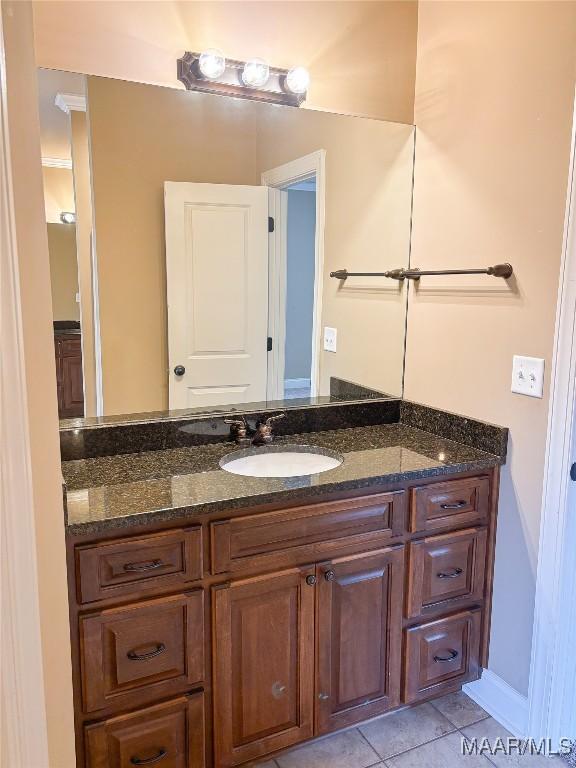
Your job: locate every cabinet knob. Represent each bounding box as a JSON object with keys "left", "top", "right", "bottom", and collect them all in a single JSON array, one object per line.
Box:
[
  {"left": 305, "top": 574, "right": 317, "bottom": 586},
  {"left": 324, "top": 569, "right": 336, "bottom": 582},
  {"left": 271, "top": 681, "right": 287, "bottom": 699},
  {"left": 173, "top": 365, "right": 186, "bottom": 376},
  {"left": 318, "top": 693, "right": 330, "bottom": 700}
]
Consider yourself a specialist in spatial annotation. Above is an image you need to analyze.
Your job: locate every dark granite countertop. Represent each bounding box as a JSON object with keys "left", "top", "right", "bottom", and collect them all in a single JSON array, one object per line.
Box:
[{"left": 63, "top": 423, "right": 505, "bottom": 536}]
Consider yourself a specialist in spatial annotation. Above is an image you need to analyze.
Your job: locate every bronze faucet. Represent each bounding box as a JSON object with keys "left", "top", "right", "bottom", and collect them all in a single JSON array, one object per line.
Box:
[
  {"left": 225, "top": 413, "right": 286, "bottom": 446},
  {"left": 224, "top": 417, "right": 252, "bottom": 446},
  {"left": 252, "top": 413, "right": 286, "bottom": 446}
]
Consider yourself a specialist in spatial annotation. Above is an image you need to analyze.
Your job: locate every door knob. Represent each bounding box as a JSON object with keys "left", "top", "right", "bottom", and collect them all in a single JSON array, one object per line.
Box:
[{"left": 173, "top": 365, "right": 185, "bottom": 376}]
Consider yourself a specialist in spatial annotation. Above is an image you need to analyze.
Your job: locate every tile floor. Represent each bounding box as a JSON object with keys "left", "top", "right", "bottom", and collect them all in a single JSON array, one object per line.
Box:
[{"left": 250, "top": 692, "right": 566, "bottom": 768}]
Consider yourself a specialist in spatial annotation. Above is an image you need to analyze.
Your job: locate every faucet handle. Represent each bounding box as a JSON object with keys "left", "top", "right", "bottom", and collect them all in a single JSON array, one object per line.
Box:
[
  {"left": 224, "top": 416, "right": 247, "bottom": 427},
  {"left": 265, "top": 413, "right": 286, "bottom": 428},
  {"left": 224, "top": 416, "right": 249, "bottom": 442}
]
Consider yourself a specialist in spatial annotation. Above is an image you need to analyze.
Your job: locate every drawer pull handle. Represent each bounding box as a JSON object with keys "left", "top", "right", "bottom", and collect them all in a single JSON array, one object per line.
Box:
[
  {"left": 123, "top": 559, "right": 165, "bottom": 572},
  {"left": 440, "top": 501, "right": 467, "bottom": 510},
  {"left": 130, "top": 749, "right": 167, "bottom": 765},
  {"left": 127, "top": 643, "right": 166, "bottom": 661},
  {"left": 433, "top": 649, "right": 459, "bottom": 663},
  {"left": 437, "top": 567, "right": 463, "bottom": 580}
]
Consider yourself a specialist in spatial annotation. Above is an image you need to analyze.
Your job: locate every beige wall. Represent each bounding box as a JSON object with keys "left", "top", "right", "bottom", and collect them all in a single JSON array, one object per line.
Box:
[
  {"left": 42, "top": 164, "right": 75, "bottom": 222},
  {"left": 33, "top": 0, "right": 417, "bottom": 124},
  {"left": 88, "top": 76, "right": 413, "bottom": 414},
  {"left": 47, "top": 222, "right": 79, "bottom": 320},
  {"left": 255, "top": 105, "right": 414, "bottom": 398},
  {"left": 405, "top": 1, "right": 576, "bottom": 695},
  {"left": 3, "top": 1, "right": 75, "bottom": 765}
]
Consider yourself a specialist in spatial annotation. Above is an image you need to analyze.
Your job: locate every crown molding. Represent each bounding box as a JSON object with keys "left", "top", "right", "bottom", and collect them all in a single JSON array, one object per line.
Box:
[
  {"left": 41, "top": 156, "right": 72, "bottom": 170},
  {"left": 54, "top": 92, "right": 86, "bottom": 114}
]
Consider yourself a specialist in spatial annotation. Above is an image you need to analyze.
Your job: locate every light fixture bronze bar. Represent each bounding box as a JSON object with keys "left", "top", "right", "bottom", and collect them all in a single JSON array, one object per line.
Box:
[
  {"left": 177, "top": 52, "right": 305, "bottom": 107},
  {"left": 330, "top": 263, "right": 514, "bottom": 281}
]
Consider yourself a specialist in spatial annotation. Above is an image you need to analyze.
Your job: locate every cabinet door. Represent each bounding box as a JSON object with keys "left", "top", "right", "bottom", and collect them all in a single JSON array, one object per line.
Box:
[
  {"left": 212, "top": 567, "right": 315, "bottom": 767},
  {"left": 316, "top": 547, "right": 404, "bottom": 734},
  {"left": 61, "top": 353, "right": 84, "bottom": 417}
]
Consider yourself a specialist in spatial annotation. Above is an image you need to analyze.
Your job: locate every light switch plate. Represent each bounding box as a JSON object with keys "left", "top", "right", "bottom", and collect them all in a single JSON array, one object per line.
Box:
[
  {"left": 511, "top": 355, "right": 545, "bottom": 398},
  {"left": 324, "top": 327, "right": 337, "bottom": 353}
]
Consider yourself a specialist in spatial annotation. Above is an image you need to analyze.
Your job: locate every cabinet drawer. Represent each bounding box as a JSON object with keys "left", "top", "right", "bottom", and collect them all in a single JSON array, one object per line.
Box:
[
  {"left": 84, "top": 692, "right": 205, "bottom": 768},
  {"left": 407, "top": 528, "right": 487, "bottom": 618},
  {"left": 403, "top": 609, "right": 481, "bottom": 703},
  {"left": 211, "top": 491, "right": 406, "bottom": 574},
  {"left": 410, "top": 477, "right": 490, "bottom": 533},
  {"left": 80, "top": 592, "right": 204, "bottom": 713},
  {"left": 76, "top": 528, "right": 202, "bottom": 604}
]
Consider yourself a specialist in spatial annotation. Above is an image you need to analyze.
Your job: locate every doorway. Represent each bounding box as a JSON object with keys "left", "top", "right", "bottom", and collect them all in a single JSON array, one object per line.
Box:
[{"left": 262, "top": 150, "right": 326, "bottom": 402}]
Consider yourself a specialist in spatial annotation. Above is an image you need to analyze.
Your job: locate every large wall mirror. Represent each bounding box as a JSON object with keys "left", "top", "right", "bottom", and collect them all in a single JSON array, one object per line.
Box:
[{"left": 38, "top": 68, "right": 415, "bottom": 422}]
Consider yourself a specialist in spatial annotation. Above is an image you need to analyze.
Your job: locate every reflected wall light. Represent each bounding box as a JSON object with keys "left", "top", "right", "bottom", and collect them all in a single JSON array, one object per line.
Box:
[{"left": 177, "top": 51, "right": 309, "bottom": 107}]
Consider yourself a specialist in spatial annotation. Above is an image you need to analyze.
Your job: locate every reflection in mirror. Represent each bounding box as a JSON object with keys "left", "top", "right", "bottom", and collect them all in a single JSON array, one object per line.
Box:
[{"left": 37, "top": 68, "right": 415, "bottom": 423}]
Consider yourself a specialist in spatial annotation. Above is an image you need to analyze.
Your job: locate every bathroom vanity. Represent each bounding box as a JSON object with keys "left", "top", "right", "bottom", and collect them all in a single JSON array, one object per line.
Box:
[{"left": 62, "top": 401, "right": 507, "bottom": 768}]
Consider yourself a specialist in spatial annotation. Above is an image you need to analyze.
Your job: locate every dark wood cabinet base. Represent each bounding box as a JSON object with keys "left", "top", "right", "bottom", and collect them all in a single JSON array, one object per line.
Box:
[{"left": 66, "top": 467, "right": 499, "bottom": 767}]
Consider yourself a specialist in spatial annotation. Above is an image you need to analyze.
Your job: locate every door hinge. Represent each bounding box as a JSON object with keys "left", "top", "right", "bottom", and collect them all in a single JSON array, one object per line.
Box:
[
  {"left": 268, "top": 216, "right": 275, "bottom": 233},
  {"left": 267, "top": 337, "right": 273, "bottom": 352}
]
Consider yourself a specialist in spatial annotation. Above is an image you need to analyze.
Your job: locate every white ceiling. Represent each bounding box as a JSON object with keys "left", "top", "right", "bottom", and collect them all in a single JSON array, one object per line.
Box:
[{"left": 37, "top": 68, "right": 85, "bottom": 161}]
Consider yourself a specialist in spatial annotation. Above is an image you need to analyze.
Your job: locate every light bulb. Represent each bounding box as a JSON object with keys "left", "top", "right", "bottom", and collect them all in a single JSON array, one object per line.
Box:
[
  {"left": 198, "top": 49, "right": 226, "bottom": 80},
  {"left": 242, "top": 58, "right": 270, "bottom": 88},
  {"left": 285, "top": 66, "right": 310, "bottom": 95},
  {"left": 60, "top": 211, "right": 76, "bottom": 224}
]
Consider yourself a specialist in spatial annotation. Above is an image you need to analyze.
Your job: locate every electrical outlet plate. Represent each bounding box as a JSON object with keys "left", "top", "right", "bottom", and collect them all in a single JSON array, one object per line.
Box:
[
  {"left": 323, "top": 327, "right": 337, "bottom": 353},
  {"left": 511, "top": 355, "right": 545, "bottom": 398}
]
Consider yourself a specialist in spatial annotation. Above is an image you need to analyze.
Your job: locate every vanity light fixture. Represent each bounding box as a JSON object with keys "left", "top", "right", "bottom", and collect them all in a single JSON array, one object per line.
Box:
[
  {"left": 60, "top": 211, "right": 76, "bottom": 224},
  {"left": 177, "top": 51, "right": 309, "bottom": 107}
]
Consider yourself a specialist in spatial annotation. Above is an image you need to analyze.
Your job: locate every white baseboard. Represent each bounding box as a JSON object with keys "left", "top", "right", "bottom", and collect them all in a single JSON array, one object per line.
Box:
[
  {"left": 285, "top": 378, "right": 311, "bottom": 389},
  {"left": 464, "top": 670, "right": 528, "bottom": 738}
]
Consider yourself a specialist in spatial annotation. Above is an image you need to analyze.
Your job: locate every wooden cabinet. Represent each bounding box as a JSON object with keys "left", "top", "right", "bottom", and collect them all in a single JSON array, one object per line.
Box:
[
  {"left": 76, "top": 528, "right": 203, "bottom": 604},
  {"left": 406, "top": 528, "right": 487, "bottom": 618},
  {"left": 210, "top": 491, "right": 406, "bottom": 574},
  {"left": 316, "top": 548, "right": 404, "bottom": 734},
  {"left": 67, "top": 470, "right": 499, "bottom": 768},
  {"left": 212, "top": 567, "right": 315, "bottom": 767},
  {"left": 404, "top": 609, "right": 482, "bottom": 702},
  {"left": 80, "top": 592, "right": 204, "bottom": 713},
  {"left": 55, "top": 332, "right": 84, "bottom": 418},
  {"left": 84, "top": 693, "right": 205, "bottom": 768}
]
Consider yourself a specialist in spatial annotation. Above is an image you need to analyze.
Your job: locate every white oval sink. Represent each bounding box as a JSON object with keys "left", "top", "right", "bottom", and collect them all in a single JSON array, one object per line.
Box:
[{"left": 219, "top": 445, "right": 343, "bottom": 478}]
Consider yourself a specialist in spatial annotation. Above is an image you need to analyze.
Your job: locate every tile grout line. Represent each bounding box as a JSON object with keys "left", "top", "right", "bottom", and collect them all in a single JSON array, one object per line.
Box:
[{"left": 356, "top": 726, "right": 390, "bottom": 764}]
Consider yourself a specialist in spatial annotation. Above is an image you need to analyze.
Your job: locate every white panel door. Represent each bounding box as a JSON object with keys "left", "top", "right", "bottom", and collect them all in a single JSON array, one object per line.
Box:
[{"left": 165, "top": 182, "right": 269, "bottom": 409}]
